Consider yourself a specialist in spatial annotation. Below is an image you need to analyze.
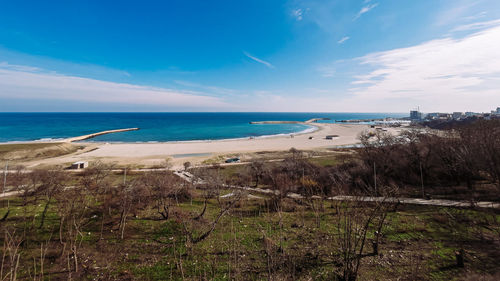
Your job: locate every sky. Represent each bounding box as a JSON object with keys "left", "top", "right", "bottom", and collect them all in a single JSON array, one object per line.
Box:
[{"left": 1, "top": 0, "right": 500, "bottom": 113}]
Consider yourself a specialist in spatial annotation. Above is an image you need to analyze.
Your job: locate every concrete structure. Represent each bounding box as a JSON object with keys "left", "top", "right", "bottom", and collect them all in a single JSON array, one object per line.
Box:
[
  {"left": 64, "top": 128, "right": 139, "bottom": 142},
  {"left": 71, "top": 161, "right": 88, "bottom": 169}
]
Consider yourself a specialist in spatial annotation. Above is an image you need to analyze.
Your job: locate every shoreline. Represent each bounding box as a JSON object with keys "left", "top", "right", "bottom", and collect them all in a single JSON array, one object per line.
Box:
[
  {"left": 14, "top": 123, "right": 406, "bottom": 170},
  {"left": 0, "top": 123, "right": 319, "bottom": 145}
]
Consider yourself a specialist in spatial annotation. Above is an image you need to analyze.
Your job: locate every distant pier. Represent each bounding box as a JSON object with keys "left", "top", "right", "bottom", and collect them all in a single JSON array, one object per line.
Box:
[
  {"left": 250, "top": 118, "right": 330, "bottom": 125},
  {"left": 64, "top": 128, "right": 139, "bottom": 142}
]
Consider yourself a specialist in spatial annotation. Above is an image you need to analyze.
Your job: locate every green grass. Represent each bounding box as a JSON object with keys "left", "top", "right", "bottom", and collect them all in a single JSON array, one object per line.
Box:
[
  {"left": 0, "top": 190, "right": 498, "bottom": 280},
  {"left": 308, "top": 156, "right": 339, "bottom": 167}
]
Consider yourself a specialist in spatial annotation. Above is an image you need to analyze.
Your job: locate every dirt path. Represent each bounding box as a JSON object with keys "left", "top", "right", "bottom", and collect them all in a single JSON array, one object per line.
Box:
[{"left": 177, "top": 171, "right": 500, "bottom": 209}]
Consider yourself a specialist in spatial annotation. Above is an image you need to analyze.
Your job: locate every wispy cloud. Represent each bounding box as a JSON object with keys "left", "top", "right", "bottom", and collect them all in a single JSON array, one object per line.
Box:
[
  {"left": 292, "top": 8, "right": 303, "bottom": 21},
  {"left": 434, "top": 0, "right": 479, "bottom": 26},
  {"left": 354, "top": 3, "right": 379, "bottom": 21},
  {"left": 317, "top": 59, "right": 348, "bottom": 78},
  {"left": 174, "top": 80, "right": 238, "bottom": 96},
  {"left": 452, "top": 18, "right": 500, "bottom": 32},
  {"left": 337, "top": 36, "right": 350, "bottom": 44},
  {"left": 346, "top": 23, "right": 500, "bottom": 112},
  {"left": 463, "top": 11, "right": 487, "bottom": 22},
  {"left": 0, "top": 63, "right": 229, "bottom": 109},
  {"left": 243, "top": 51, "right": 275, "bottom": 69},
  {"left": 318, "top": 66, "right": 336, "bottom": 78},
  {"left": 0, "top": 62, "right": 41, "bottom": 73}
]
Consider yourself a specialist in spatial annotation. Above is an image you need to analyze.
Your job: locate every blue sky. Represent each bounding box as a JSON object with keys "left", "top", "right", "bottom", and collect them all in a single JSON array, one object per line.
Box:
[{"left": 1, "top": 0, "right": 500, "bottom": 112}]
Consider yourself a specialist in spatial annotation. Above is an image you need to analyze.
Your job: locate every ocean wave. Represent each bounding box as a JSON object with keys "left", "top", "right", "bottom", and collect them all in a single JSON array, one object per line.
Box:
[
  {"left": 79, "top": 124, "right": 318, "bottom": 144},
  {"left": 0, "top": 137, "right": 67, "bottom": 144}
]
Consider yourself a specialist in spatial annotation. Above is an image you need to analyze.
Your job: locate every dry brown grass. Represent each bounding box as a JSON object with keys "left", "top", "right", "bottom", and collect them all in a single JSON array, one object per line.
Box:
[{"left": 0, "top": 142, "right": 82, "bottom": 162}]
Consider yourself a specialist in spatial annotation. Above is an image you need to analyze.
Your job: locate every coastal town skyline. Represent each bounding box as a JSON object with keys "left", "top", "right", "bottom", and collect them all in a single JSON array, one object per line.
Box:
[{"left": 1, "top": 0, "right": 500, "bottom": 112}]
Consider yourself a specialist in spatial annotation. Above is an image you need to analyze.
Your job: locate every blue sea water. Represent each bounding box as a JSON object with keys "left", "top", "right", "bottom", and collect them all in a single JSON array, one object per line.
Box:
[{"left": 0, "top": 112, "right": 407, "bottom": 143}]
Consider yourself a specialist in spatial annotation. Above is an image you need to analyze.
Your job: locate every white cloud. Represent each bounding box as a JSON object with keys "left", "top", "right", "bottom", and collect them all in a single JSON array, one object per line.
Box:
[
  {"left": 292, "top": 8, "right": 303, "bottom": 21},
  {"left": 452, "top": 18, "right": 500, "bottom": 32},
  {"left": 243, "top": 51, "right": 275, "bottom": 69},
  {"left": 346, "top": 24, "right": 500, "bottom": 112},
  {"left": 337, "top": 36, "right": 350, "bottom": 44},
  {"left": 0, "top": 63, "right": 229, "bottom": 109},
  {"left": 354, "top": 3, "right": 379, "bottom": 21}
]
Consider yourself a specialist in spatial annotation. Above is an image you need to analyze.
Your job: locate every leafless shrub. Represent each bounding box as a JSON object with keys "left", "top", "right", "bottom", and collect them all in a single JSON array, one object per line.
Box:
[
  {"left": 0, "top": 228, "right": 22, "bottom": 281},
  {"left": 141, "top": 171, "right": 192, "bottom": 220},
  {"left": 177, "top": 191, "right": 242, "bottom": 250},
  {"left": 333, "top": 196, "right": 395, "bottom": 281}
]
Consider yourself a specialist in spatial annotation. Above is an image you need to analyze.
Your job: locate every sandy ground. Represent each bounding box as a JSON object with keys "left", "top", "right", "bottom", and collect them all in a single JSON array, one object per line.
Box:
[{"left": 23, "top": 123, "right": 404, "bottom": 169}]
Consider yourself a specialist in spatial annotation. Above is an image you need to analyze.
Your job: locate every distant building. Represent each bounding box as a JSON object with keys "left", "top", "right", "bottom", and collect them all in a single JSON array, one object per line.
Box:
[
  {"left": 496, "top": 107, "right": 500, "bottom": 114},
  {"left": 410, "top": 110, "right": 422, "bottom": 121},
  {"left": 425, "top": 112, "right": 439, "bottom": 120},
  {"left": 465, "top": 112, "right": 475, "bottom": 117},
  {"left": 452, "top": 112, "right": 463, "bottom": 120}
]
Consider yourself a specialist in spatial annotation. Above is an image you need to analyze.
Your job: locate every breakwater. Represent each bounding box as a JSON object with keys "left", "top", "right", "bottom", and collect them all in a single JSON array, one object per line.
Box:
[{"left": 64, "top": 128, "right": 139, "bottom": 142}]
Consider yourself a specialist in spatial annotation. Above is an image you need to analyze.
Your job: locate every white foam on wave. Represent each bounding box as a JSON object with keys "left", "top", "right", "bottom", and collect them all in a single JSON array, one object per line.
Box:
[{"left": 0, "top": 137, "right": 67, "bottom": 144}]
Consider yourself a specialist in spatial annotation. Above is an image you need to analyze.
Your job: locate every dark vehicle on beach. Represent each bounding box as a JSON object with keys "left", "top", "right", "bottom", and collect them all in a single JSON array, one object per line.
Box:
[{"left": 225, "top": 157, "right": 240, "bottom": 163}]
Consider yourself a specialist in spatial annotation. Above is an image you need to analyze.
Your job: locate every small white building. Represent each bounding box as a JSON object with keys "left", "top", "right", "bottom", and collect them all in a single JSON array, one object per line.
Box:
[{"left": 71, "top": 161, "right": 88, "bottom": 169}]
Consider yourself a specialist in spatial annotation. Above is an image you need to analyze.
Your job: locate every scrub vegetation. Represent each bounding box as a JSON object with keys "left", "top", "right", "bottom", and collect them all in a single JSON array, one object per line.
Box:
[{"left": 0, "top": 119, "right": 499, "bottom": 280}]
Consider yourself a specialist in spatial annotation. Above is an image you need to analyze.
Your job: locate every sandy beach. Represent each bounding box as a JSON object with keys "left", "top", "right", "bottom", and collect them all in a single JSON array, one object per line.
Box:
[{"left": 21, "top": 123, "right": 404, "bottom": 169}]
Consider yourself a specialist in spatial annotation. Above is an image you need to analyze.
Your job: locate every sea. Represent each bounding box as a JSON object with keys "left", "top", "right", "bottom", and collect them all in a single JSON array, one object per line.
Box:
[{"left": 0, "top": 112, "right": 407, "bottom": 143}]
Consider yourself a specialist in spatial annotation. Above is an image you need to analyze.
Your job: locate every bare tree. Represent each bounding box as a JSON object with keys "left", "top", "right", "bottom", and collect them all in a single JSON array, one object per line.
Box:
[
  {"left": 178, "top": 191, "right": 242, "bottom": 249},
  {"left": 334, "top": 197, "right": 392, "bottom": 281},
  {"left": 0, "top": 228, "right": 22, "bottom": 281},
  {"left": 79, "top": 162, "right": 115, "bottom": 240},
  {"left": 37, "top": 170, "right": 67, "bottom": 229},
  {"left": 141, "top": 170, "right": 189, "bottom": 220},
  {"left": 461, "top": 120, "right": 500, "bottom": 188},
  {"left": 54, "top": 186, "right": 92, "bottom": 276},
  {"left": 116, "top": 179, "right": 149, "bottom": 239},
  {"left": 248, "top": 160, "right": 265, "bottom": 187}
]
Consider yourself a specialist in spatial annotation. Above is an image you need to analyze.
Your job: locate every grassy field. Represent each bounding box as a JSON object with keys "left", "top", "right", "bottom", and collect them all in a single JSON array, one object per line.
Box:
[{"left": 0, "top": 186, "right": 498, "bottom": 280}]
